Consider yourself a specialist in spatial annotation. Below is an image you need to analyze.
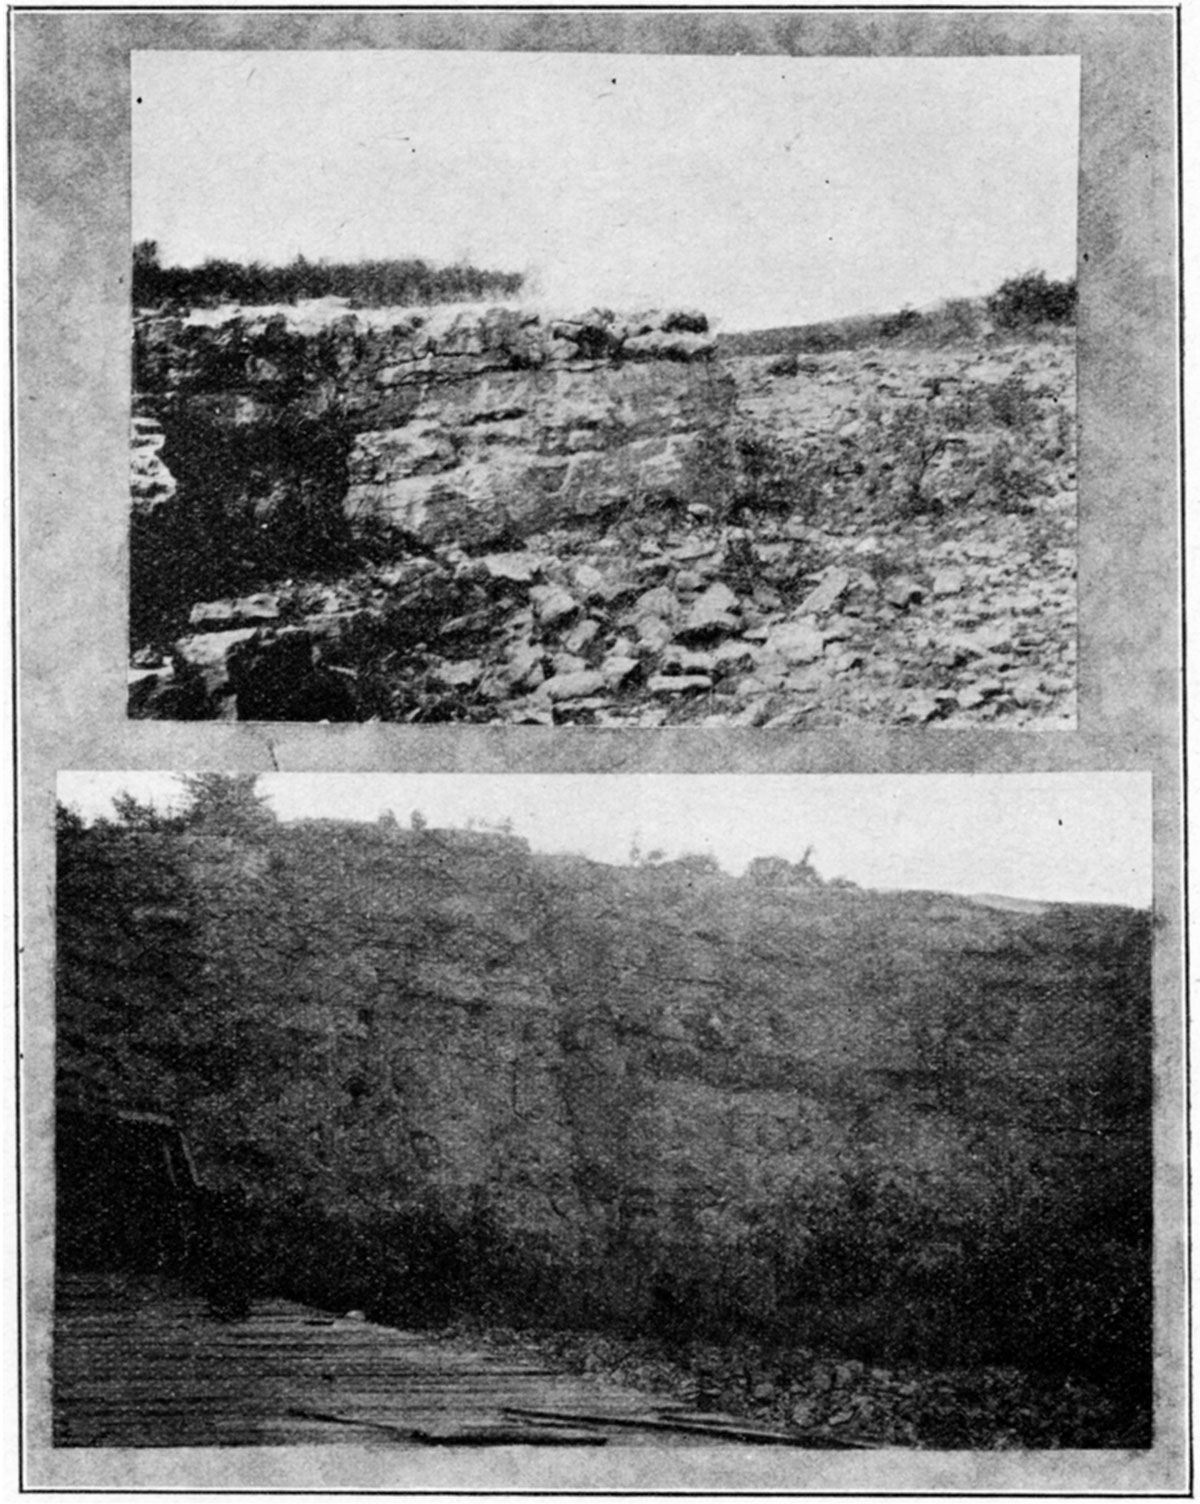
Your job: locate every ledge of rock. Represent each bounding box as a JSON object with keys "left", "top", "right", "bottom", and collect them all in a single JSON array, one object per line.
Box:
[{"left": 133, "top": 302, "right": 731, "bottom": 554}]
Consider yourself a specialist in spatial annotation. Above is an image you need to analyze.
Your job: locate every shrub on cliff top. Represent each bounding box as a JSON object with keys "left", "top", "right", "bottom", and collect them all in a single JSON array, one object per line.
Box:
[{"left": 986, "top": 270, "right": 1077, "bottom": 330}]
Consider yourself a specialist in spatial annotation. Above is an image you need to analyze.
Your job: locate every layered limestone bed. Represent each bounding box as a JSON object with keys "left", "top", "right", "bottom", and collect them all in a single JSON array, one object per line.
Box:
[
  {"left": 61, "top": 821, "right": 1150, "bottom": 1339},
  {"left": 133, "top": 300, "right": 723, "bottom": 545},
  {"left": 129, "top": 304, "right": 1076, "bottom": 727},
  {"left": 344, "top": 362, "right": 720, "bottom": 544},
  {"left": 131, "top": 300, "right": 736, "bottom": 720}
]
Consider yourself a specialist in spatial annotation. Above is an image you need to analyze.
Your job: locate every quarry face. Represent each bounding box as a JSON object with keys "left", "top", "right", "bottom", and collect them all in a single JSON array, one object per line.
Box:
[
  {"left": 106, "top": 288, "right": 1137, "bottom": 1453},
  {"left": 129, "top": 300, "right": 1077, "bottom": 727},
  {"left": 58, "top": 818, "right": 1151, "bottom": 1382}
]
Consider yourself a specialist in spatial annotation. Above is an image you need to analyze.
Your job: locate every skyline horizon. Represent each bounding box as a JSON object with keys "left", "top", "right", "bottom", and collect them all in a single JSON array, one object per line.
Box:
[
  {"left": 133, "top": 51, "right": 1079, "bottom": 332},
  {"left": 59, "top": 772, "right": 1152, "bottom": 910},
  {"left": 130, "top": 240, "right": 1072, "bottom": 334}
]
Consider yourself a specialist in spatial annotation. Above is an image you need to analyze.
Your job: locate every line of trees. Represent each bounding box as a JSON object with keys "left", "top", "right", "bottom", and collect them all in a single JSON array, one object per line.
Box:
[{"left": 132, "top": 241, "right": 525, "bottom": 310}]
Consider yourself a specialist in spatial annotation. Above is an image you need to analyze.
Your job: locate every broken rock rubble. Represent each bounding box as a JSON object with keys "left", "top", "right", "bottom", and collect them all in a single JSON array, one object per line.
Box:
[{"left": 136, "top": 495, "right": 1073, "bottom": 728}]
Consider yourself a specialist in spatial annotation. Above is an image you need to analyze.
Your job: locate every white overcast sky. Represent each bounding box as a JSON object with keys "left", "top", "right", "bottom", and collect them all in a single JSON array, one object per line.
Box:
[
  {"left": 59, "top": 773, "right": 1150, "bottom": 909},
  {"left": 132, "top": 50, "right": 1079, "bottom": 330}
]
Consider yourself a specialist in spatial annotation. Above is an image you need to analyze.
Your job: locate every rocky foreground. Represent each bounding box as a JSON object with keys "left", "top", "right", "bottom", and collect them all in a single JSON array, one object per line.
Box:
[
  {"left": 130, "top": 304, "right": 1076, "bottom": 726},
  {"left": 463, "top": 1326, "right": 1149, "bottom": 1449}
]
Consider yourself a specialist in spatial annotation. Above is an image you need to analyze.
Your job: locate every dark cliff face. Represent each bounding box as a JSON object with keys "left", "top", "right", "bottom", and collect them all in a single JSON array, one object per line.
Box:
[{"left": 57, "top": 820, "right": 1152, "bottom": 1370}]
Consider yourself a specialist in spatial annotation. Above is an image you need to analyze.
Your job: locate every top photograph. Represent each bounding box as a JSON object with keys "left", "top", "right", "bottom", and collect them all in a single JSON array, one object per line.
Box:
[{"left": 128, "top": 49, "right": 1080, "bottom": 728}]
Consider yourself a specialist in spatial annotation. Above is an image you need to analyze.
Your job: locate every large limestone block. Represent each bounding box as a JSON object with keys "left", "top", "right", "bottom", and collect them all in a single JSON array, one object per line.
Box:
[
  {"left": 623, "top": 329, "right": 716, "bottom": 362},
  {"left": 345, "top": 453, "right": 571, "bottom": 546},
  {"left": 344, "top": 363, "right": 733, "bottom": 545}
]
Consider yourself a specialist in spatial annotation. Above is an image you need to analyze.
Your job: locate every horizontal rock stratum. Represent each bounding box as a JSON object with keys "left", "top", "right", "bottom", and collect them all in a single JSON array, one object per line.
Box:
[{"left": 133, "top": 301, "right": 732, "bottom": 548}]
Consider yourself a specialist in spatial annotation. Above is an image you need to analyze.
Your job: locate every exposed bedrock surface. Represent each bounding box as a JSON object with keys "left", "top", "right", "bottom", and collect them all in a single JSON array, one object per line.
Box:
[
  {"left": 343, "top": 364, "right": 725, "bottom": 545},
  {"left": 133, "top": 301, "right": 729, "bottom": 552},
  {"left": 60, "top": 822, "right": 1150, "bottom": 1373},
  {"left": 130, "top": 312, "right": 1078, "bottom": 728}
]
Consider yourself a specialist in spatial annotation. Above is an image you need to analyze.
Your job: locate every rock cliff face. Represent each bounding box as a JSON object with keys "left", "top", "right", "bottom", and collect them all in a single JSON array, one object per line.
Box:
[
  {"left": 133, "top": 302, "right": 730, "bottom": 551},
  {"left": 344, "top": 363, "right": 724, "bottom": 546},
  {"left": 130, "top": 307, "right": 1078, "bottom": 732},
  {"left": 59, "top": 820, "right": 1151, "bottom": 1358}
]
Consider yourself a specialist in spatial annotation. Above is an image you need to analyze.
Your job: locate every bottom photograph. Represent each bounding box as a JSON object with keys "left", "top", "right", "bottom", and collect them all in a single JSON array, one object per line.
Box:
[{"left": 50, "top": 771, "right": 1153, "bottom": 1453}]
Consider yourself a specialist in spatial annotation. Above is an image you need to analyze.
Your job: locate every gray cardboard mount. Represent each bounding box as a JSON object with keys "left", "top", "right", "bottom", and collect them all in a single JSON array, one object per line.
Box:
[{"left": 14, "top": 7, "right": 1183, "bottom": 1494}]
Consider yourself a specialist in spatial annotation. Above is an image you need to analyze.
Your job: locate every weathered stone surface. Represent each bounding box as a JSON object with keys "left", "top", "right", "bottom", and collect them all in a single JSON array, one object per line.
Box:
[
  {"left": 676, "top": 611, "right": 739, "bottom": 643},
  {"left": 632, "top": 586, "right": 680, "bottom": 624},
  {"left": 634, "top": 616, "right": 673, "bottom": 654},
  {"left": 797, "top": 567, "right": 850, "bottom": 616},
  {"left": 542, "top": 669, "right": 607, "bottom": 701},
  {"left": 561, "top": 618, "right": 601, "bottom": 655},
  {"left": 661, "top": 647, "right": 717, "bottom": 677},
  {"left": 647, "top": 673, "right": 712, "bottom": 694},
  {"left": 1008, "top": 671, "right": 1047, "bottom": 707},
  {"left": 681, "top": 581, "right": 739, "bottom": 633},
  {"left": 900, "top": 692, "right": 942, "bottom": 723},
  {"left": 975, "top": 619, "right": 1016, "bottom": 651},
  {"left": 672, "top": 537, "right": 721, "bottom": 564},
  {"left": 130, "top": 416, "right": 177, "bottom": 516},
  {"left": 572, "top": 563, "right": 606, "bottom": 598},
  {"left": 709, "top": 641, "right": 759, "bottom": 676},
  {"left": 87, "top": 823, "right": 1145, "bottom": 1259},
  {"left": 884, "top": 576, "right": 924, "bottom": 609},
  {"left": 479, "top": 552, "right": 545, "bottom": 583},
  {"left": 432, "top": 659, "right": 484, "bottom": 688},
  {"left": 623, "top": 329, "right": 715, "bottom": 362},
  {"left": 932, "top": 567, "right": 966, "bottom": 597},
  {"left": 172, "top": 628, "right": 259, "bottom": 702},
  {"left": 189, "top": 594, "right": 281, "bottom": 630},
  {"left": 343, "top": 365, "right": 728, "bottom": 545},
  {"left": 505, "top": 644, "right": 546, "bottom": 690},
  {"left": 530, "top": 584, "right": 579, "bottom": 626},
  {"left": 600, "top": 654, "right": 640, "bottom": 687},
  {"left": 764, "top": 619, "right": 825, "bottom": 665},
  {"left": 828, "top": 648, "right": 864, "bottom": 674},
  {"left": 820, "top": 614, "right": 854, "bottom": 642}
]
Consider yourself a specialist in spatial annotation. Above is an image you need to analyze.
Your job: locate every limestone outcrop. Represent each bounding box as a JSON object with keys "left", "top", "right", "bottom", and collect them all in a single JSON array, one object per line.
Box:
[
  {"left": 344, "top": 363, "right": 725, "bottom": 545},
  {"left": 133, "top": 301, "right": 731, "bottom": 551}
]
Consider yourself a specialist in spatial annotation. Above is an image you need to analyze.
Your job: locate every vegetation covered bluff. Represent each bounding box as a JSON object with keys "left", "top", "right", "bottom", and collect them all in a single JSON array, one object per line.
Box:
[{"left": 57, "top": 780, "right": 1150, "bottom": 1443}]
